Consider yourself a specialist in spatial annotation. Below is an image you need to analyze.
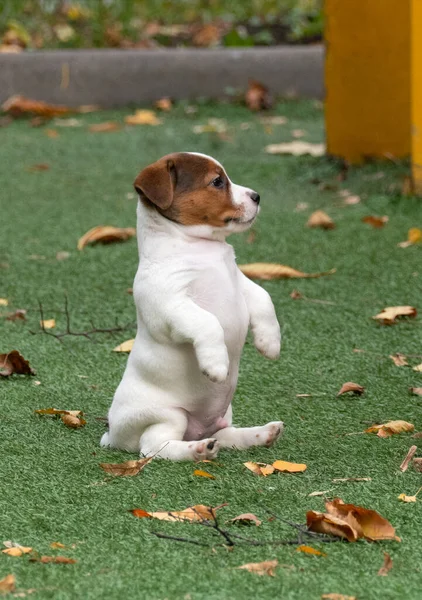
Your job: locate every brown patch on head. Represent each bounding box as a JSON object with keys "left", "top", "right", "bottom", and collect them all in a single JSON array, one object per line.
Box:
[{"left": 134, "top": 153, "right": 242, "bottom": 227}]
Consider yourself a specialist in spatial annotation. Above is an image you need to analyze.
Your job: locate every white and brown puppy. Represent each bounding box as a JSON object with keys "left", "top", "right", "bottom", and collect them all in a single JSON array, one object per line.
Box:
[{"left": 101, "top": 152, "right": 282, "bottom": 461}]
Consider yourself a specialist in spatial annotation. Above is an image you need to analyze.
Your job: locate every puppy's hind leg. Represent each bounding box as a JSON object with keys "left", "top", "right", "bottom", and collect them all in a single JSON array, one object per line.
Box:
[
  {"left": 140, "top": 410, "right": 220, "bottom": 461},
  {"left": 214, "top": 421, "right": 284, "bottom": 450}
]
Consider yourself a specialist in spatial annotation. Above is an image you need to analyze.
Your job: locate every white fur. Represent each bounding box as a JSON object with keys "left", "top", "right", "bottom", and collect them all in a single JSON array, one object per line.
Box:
[{"left": 101, "top": 156, "right": 282, "bottom": 460}]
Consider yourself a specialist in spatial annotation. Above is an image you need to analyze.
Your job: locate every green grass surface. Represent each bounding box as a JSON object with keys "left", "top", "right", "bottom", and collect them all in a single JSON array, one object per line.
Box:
[{"left": 0, "top": 100, "right": 421, "bottom": 600}]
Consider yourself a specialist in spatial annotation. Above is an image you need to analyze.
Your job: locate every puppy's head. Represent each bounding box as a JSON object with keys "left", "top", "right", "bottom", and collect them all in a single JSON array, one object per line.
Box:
[{"left": 134, "top": 152, "right": 260, "bottom": 236}]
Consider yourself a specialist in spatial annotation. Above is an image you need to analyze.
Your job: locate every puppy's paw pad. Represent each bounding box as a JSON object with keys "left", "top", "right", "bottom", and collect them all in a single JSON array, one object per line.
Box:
[
  {"left": 262, "top": 421, "right": 284, "bottom": 447},
  {"left": 202, "top": 364, "right": 229, "bottom": 383},
  {"left": 193, "top": 438, "right": 220, "bottom": 460}
]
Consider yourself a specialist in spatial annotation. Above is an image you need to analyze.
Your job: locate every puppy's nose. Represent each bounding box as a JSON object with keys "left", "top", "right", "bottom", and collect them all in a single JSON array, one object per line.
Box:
[{"left": 249, "top": 191, "right": 260, "bottom": 204}]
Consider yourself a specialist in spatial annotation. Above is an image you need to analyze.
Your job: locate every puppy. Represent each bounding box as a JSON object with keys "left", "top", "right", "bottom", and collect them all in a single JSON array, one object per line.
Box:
[{"left": 101, "top": 152, "right": 282, "bottom": 461}]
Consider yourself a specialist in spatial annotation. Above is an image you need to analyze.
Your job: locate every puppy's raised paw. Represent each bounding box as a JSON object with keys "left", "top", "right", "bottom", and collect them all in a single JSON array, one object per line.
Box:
[
  {"left": 262, "top": 421, "right": 284, "bottom": 447},
  {"left": 254, "top": 334, "right": 281, "bottom": 360},
  {"left": 191, "top": 438, "right": 220, "bottom": 461}
]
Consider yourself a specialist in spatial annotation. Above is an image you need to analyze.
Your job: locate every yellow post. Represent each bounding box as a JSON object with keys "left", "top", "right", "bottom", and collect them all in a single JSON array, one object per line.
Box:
[
  {"left": 412, "top": 0, "right": 422, "bottom": 193},
  {"left": 325, "top": 0, "right": 411, "bottom": 163}
]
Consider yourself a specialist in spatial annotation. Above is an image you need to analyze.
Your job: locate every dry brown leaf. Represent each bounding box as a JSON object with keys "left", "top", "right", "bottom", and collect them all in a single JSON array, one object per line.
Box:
[
  {"left": 296, "top": 545, "right": 326, "bottom": 557},
  {"left": 113, "top": 339, "right": 134, "bottom": 353},
  {"left": 2, "top": 95, "right": 72, "bottom": 118},
  {"left": 235, "top": 559, "right": 278, "bottom": 576},
  {"left": 0, "top": 350, "right": 35, "bottom": 377},
  {"left": 306, "top": 210, "right": 335, "bottom": 230},
  {"left": 5, "top": 309, "right": 27, "bottom": 322},
  {"left": 325, "top": 498, "right": 399, "bottom": 541},
  {"left": 306, "top": 510, "right": 358, "bottom": 542},
  {"left": 413, "top": 363, "right": 422, "bottom": 372},
  {"left": 99, "top": 457, "right": 152, "bottom": 477},
  {"left": 365, "top": 420, "right": 414, "bottom": 438},
  {"left": 27, "top": 163, "right": 50, "bottom": 172},
  {"left": 141, "top": 505, "right": 220, "bottom": 522},
  {"left": 410, "top": 387, "right": 422, "bottom": 396},
  {"left": 155, "top": 98, "right": 172, "bottom": 111},
  {"left": 265, "top": 141, "right": 325, "bottom": 156},
  {"left": 398, "top": 227, "right": 422, "bottom": 248},
  {"left": 40, "top": 318, "right": 55, "bottom": 329},
  {"left": 0, "top": 574, "right": 15, "bottom": 594},
  {"left": 373, "top": 306, "right": 417, "bottom": 325},
  {"left": 243, "top": 462, "right": 275, "bottom": 476},
  {"left": 398, "top": 488, "right": 421, "bottom": 503},
  {"left": 362, "top": 215, "right": 389, "bottom": 228},
  {"left": 321, "top": 595, "right": 356, "bottom": 600},
  {"left": 337, "top": 382, "right": 365, "bottom": 396},
  {"left": 230, "top": 513, "right": 261, "bottom": 526},
  {"left": 77, "top": 225, "right": 136, "bottom": 250},
  {"left": 399, "top": 445, "right": 418, "bottom": 472},
  {"left": 61, "top": 413, "right": 86, "bottom": 428},
  {"left": 245, "top": 80, "right": 272, "bottom": 111},
  {"left": 88, "top": 121, "right": 120, "bottom": 133},
  {"left": 390, "top": 353, "right": 408, "bottom": 367},
  {"left": 239, "top": 263, "right": 336, "bottom": 280},
  {"left": 35, "top": 408, "right": 83, "bottom": 417},
  {"left": 50, "top": 542, "right": 65, "bottom": 549},
  {"left": 125, "top": 110, "right": 162, "bottom": 126},
  {"left": 31, "top": 555, "right": 77, "bottom": 564},
  {"left": 2, "top": 546, "right": 32, "bottom": 557},
  {"left": 192, "top": 23, "right": 222, "bottom": 47},
  {"left": 378, "top": 552, "right": 393, "bottom": 576},
  {"left": 193, "top": 469, "right": 215, "bottom": 480},
  {"left": 413, "top": 458, "right": 422, "bottom": 472},
  {"left": 272, "top": 460, "right": 307, "bottom": 473},
  {"left": 0, "top": 298, "right": 8, "bottom": 306}
]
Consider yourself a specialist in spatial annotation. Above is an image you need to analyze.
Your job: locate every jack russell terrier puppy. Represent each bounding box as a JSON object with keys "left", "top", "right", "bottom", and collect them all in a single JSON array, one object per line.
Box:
[{"left": 101, "top": 152, "right": 282, "bottom": 461}]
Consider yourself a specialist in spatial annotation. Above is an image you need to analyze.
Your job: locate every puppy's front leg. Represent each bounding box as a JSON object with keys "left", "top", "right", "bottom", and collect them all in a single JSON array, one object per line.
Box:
[
  {"left": 240, "top": 272, "right": 281, "bottom": 360},
  {"left": 168, "top": 298, "right": 229, "bottom": 382}
]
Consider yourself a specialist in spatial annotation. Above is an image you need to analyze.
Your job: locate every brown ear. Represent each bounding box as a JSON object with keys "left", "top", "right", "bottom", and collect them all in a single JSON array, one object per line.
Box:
[{"left": 134, "top": 158, "right": 175, "bottom": 210}]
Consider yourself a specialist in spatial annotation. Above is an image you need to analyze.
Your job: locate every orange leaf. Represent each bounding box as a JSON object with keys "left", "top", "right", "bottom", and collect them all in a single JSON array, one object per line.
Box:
[
  {"left": 33, "top": 556, "right": 77, "bottom": 564},
  {"left": 362, "top": 215, "right": 389, "bottom": 228},
  {"left": 306, "top": 210, "right": 335, "bottom": 230},
  {"left": 373, "top": 305, "right": 417, "bottom": 325},
  {"left": 239, "top": 263, "right": 336, "bottom": 280},
  {"left": 155, "top": 98, "right": 172, "bottom": 112},
  {"left": 245, "top": 80, "right": 272, "bottom": 111},
  {"left": 77, "top": 225, "right": 136, "bottom": 250},
  {"left": 130, "top": 509, "right": 153, "bottom": 519},
  {"left": 337, "top": 382, "right": 365, "bottom": 396},
  {"left": 2, "top": 546, "right": 32, "bottom": 557},
  {"left": 0, "top": 574, "right": 15, "bottom": 594},
  {"left": 296, "top": 544, "right": 326, "bottom": 557},
  {"left": 272, "top": 460, "right": 307, "bottom": 473},
  {"left": 99, "top": 457, "right": 152, "bottom": 477},
  {"left": 243, "top": 461, "right": 275, "bottom": 476},
  {"left": 306, "top": 510, "right": 358, "bottom": 542},
  {"left": 365, "top": 420, "right": 414, "bottom": 438},
  {"left": 0, "top": 350, "right": 35, "bottom": 377},
  {"left": 61, "top": 413, "right": 86, "bottom": 428},
  {"left": 193, "top": 469, "right": 215, "bottom": 479},
  {"left": 230, "top": 513, "right": 262, "bottom": 526},
  {"left": 235, "top": 559, "right": 278, "bottom": 576},
  {"left": 2, "top": 94, "right": 72, "bottom": 118},
  {"left": 325, "top": 498, "right": 399, "bottom": 541},
  {"left": 125, "top": 110, "right": 162, "bottom": 126},
  {"left": 378, "top": 552, "right": 393, "bottom": 576}
]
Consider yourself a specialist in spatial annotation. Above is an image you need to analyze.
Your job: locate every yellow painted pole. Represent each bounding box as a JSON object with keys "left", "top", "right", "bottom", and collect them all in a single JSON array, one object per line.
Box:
[
  {"left": 412, "top": 0, "right": 422, "bottom": 193},
  {"left": 325, "top": 0, "right": 411, "bottom": 163}
]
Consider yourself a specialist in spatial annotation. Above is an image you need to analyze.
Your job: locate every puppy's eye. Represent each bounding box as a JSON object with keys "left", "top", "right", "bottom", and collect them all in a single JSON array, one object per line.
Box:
[{"left": 211, "top": 176, "right": 224, "bottom": 189}]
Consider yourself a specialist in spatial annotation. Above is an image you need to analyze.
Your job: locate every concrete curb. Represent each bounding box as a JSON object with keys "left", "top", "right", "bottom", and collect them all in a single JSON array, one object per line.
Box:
[{"left": 0, "top": 46, "right": 324, "bottom": 108}]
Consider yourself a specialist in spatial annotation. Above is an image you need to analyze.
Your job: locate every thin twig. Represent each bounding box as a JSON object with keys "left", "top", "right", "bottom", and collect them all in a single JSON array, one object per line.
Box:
[{"left": 151, "top": 532, "right": 210, "bottom": 547}]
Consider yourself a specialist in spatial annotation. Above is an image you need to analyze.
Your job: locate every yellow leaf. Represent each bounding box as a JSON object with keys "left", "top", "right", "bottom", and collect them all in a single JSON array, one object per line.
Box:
[
  {"left": 413, "top": 363, "right": 422, "bottom": 372},
  {"left": 398, "top": 227, "right": 422, "bottom": 247},
  {"left": 398, "top": 488, "right": 421, "bottom": 503},
  {"left": 40, "top": 318, "right": 55, "bottom": 329},
  {"left": 272, "top": 460, "right": 307, "bottom": 473},
  {"left": 0, "top": 298, "right": 8, "bottom": 306},
  {"left": 50, "top": 542, "right": 66, "bottom": 549},
  {"left": 125, "top": 110, "right": 162, "bottom": 126},
  {"left": 113, "top": 339, "right": 134, "bottom": 353},
  {"left": 2, "top": 546, "right": 32, "bottom": 557},
  {"left": 235, "top": 559, "right": 278, "bottom": 576},
  {"left": 296, "top": 545, "right": 326, "bottom": 557},
  {"left": 365, "top": 420, "right": 414, "bottom": 438},
  {"left": 373, "top": 305, "right": 417, "bottom": 325},
  {"left": 265, "top": 141, "right": 325, "bottom": 156},
  {"left": 239, "top": 263, "right": 336, "bottom": 280},
  {"left": 99, "top": 457, "right": 152, "bottom": 477},
  {"left": 243, "top": 461, "right": 275, "bottom": 476},
  {"left": 306, "top": 210, "right": 335, "bottom": 230},
  {"left": 193, "top": 469, "right": 215, "bottom": 479},
  {"left": 77, "top": 225, "right": 136, "bottom": 250},
  {"left": 0, "top": 574, "right": 15, "bottom": 594}
]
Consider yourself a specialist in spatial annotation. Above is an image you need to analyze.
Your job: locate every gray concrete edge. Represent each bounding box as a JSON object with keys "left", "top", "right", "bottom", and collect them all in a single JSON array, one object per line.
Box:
[{"left": 0, "top": 46, "right": 324, "bottom": 108}]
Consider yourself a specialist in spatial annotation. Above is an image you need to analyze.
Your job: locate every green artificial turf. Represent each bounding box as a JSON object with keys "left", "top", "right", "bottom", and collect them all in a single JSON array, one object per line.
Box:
[{"left": 0, "top": 100, "right": 421, "bottom": 600}]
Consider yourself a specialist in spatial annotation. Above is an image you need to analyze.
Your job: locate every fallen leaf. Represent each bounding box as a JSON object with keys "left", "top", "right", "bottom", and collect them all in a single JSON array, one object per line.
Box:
[
  {"left": 378, "top": 552, "right": 393, "bottom": 576},
  {"left": 2, "top": 546, "right": 32, "bottom": 557},
  {"left": 245, "top": 80, "right": 272, "bottom": 111},
  {"left": 50, "top": 542, "right": 65, "bottom": 549},
  {"left": 410, "top": 387, "right": 422, "bottom": 396},
  {"left": 0, "top": 298, "right": 8, "bottom": 306},
  {"left": 362, "top": 215, "right": 389, "bottom": 228},
  {"left": 390, "top": 353, "right": 408, "bottom": 367},
  {"left": 307, "top": 210, "right": 335, "bottom": 230},
  {"left": 132, "top": 504, "right": 221, "bottom": 522},
  {"left": 413, "top": 458, "right": 422, "bottom": 472},
  {"left": 0, "top": 574, "right": 15, "bottom": 594},
  {"left": 399, "top": 445, "right": 418, "bottom": 472},
  {"left": 193, "top": 469, "right": 215, "bottom": 480},
  {"left": 54, "top": 118, "right": 82, "bottom": 127},
  {"left": 235, "top": 559, "right": 278, "bottom": 576},
  {"left": 193, "top": 118, "right": 227, "bottom": 134},
  {"left": 125, "top": 110, "right": 162, "bottom": 126},
  {"left": 295, "top": 202, "right": 309, "bottom": 212},
  {"left": 40, "top": 318, "right": 55, "bottom": 329},
  {"left": 230, "top": 513, "right": 261, "bottom": 526},
  {"left": 365, "top": 420, "right": 414, "bottom": 438},
  {"left": 35, "top": 408, "right": 83, "bottom": 417},
  {"left": 77, "top": 225, "right": 136, "bottom": 250},
  {"left": 56, "top": 251, "right": 70, "bottom": 261},
  {"left": 342, "top": 194, "right": 360, "bottom": 205},
  {"left": 243, "top": 462, "right": 275, "bottom": 476},
  {"left": 321, "top": 595, "right": 356, "bottom": 600},
  {"left": 99, "top": 457, "right": 152, "bottom": 477},
  {"left": 0, "top": 350, "right": 35, "bottom": 377},
  {"left": 239, "top": 263, "right": 336, "bottom": 280},
  {"left": 5, "top": 309, "right": 27, "bottom": 322},
  {"left": 155, "top": 98, "right": 172, "bottom": 111},
  {"left": 246, "top": 230, "right": 256, "bottom": 244},
  {"left": 413, "top": 363, "right": 422, "bottom": 372},
  {"left": 61, "top": 413, "right": 86, "bottom": 428},
  {"left": 296, "top": 545, "right": 326, "bottom": 557},
  {"left": 192, "top": 23, "right": 222, "bottom": 47},
  {"left": 113, "top": 339, "right": 134, "bottom": 353},
  {"left": 309, "top": 490, "right": 332, "bottom": 497},
  {"left": 88, "top": 121, "right": 120, "bottom": 133},
  {"left": 337, "top": 382, "right": 365, "bottom": 396},
  {"left": 398, "top": 488, "right": 421, "bottom": 503},
  {"left": 27, "top": 163, "right": 50, "bottom": 172},
  {"left": 398, "top": 227, "right": 422, "bottom": 248},
  {"left": 2, "top": 95, "right": 72, "bottom": 118},
  {"left": 325, "top": 498, "right": 399, "bottom": 541},
  {"left": 130, "top": 509, "right": 152, "bottom": 519},
  {"left": 412, "top": 432, "right": 422, "bottom": 439},
  {"left": 332, "top": 478, "right": 371, "bottom": 483},
  {"left": 265, "top": 141, "right": 325, "bottom": 156},
  {"left": 31, "top": 555, "right": 76, "bottom": 564},
  {"left": 306, "top": 510, "right": 358, "bottom": 542},
  {"left": 373, "top": 306, "right": 417, "bottom": 325},
  {"left": 45, "top": 129, "right": 59, "bottom": 138},
  {"left": 272, "top": 460, "right": 307, "bottom": 473}
]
